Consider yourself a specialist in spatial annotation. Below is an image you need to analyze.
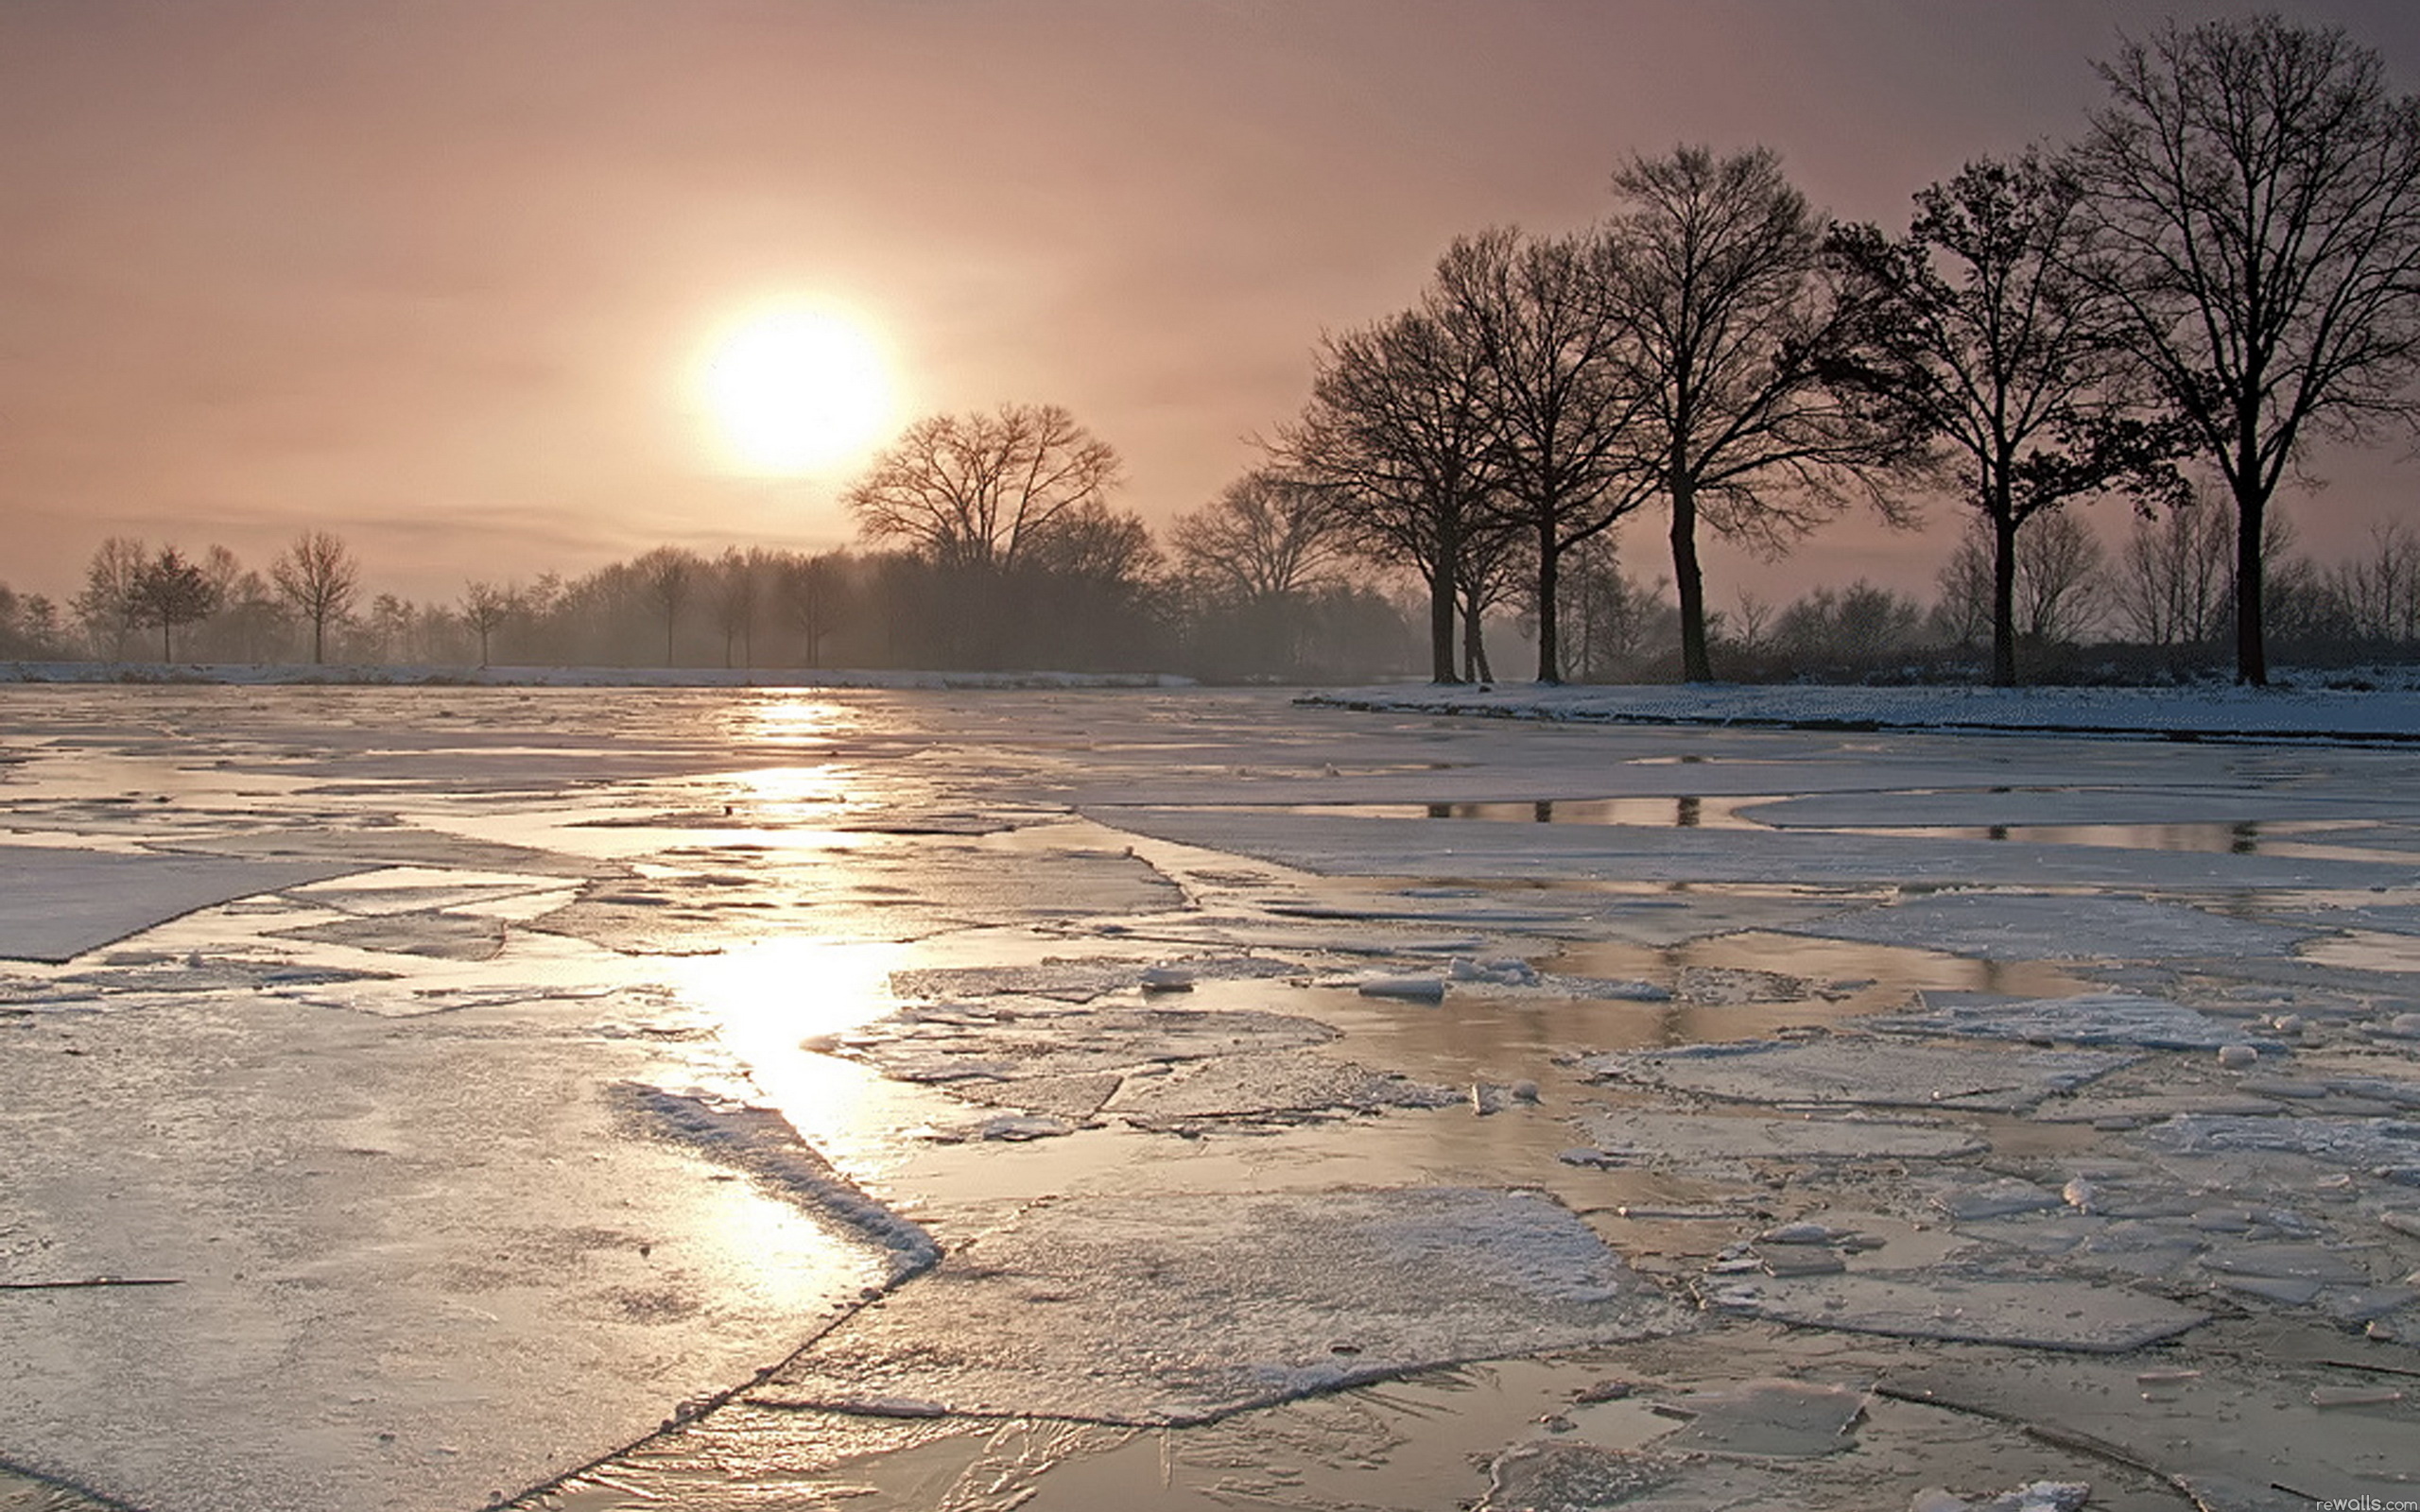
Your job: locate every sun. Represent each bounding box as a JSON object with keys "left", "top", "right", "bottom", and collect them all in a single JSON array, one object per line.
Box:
[{"left": 698, "top": 302, "right": 899, "bottom": 474}]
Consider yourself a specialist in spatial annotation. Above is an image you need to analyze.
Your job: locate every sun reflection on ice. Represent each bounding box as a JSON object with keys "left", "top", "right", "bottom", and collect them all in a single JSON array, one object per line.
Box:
[{"left": 664, "top": 936, "right": 919, "bottom": 1172}]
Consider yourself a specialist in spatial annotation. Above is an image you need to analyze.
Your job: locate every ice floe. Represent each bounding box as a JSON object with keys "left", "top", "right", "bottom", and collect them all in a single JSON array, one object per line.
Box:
[
  {"left": 1583, "top": 1037, "right": 2138, "bottom": 1113},
  {"left": 1703, "top": 1270, "right": 2207, "bottom": 1351},
  {"left": 0, "top": 845, "right": 367, "bottom": 962},
  {"left": 752, "top": 1187, "right": 1688, "bottom": 1425},
  {"left": 1570, "top": 1109, "right": 1987, "bottom": 1166},
  {"left": 1873, "top": 990, "right": 2273, "bottom": 1050},
  {"left": 1789, "top": 892, "right": 2319, "bottom": 962}
]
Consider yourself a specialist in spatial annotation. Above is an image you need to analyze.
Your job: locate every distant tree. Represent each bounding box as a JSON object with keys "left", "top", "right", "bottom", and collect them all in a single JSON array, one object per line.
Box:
[
  {"left": 2112, "top": 494, "right": 2235, "bottom": 650},
  {"left": 1170, "top": 468, "right": 1348, "bottom": 603},
  {"left": 460, "top": 580, "right": 515, "bottom": 667},
  {"left": 269, "top": 531, "right": 360, "bottom": 664},
  {"left": 710, "top": 548, "right": 764, "bottom": 668},
  {"left": 0, "top": 584, "right": 63, "bottom": 659},
  {"left": 777, "top": 552, "right": 849, "bottom": 668},
  {"left": 2330, "top": 522, "right": 2420, "bottom": 644},
  {"left": 1773, "top": 580, "right": 1926, "bottom": 671},
  {"left": 73, "top": 536, "right": 149, "bottom": 660},
  {"left": 847, "top": 404, "right": 1123, "bottom": 574},
  {"left": 2071, "top": 15, "right": 2420, "bottom": 684},
  {"left": 131, "top": 547, "right": 223, "bottom": 661},
  {"left": 1832, "top": 152, "right": 2180, "bottom": 685},
  {"left": 1455, "top": 523, "right": 1525, "bottom": 681},
  {"left": 1602, "top": 145, "right": 1914, "bottom": 681},
  {"left": 1285, "top": 306, "right": 1504, "bottom": 682},
  {"left": 1937, "top": 510, "right": 2110, "bottom": 660},
  {"left": 1433, "top": 228, "right": 1658, "bottom": 682},
  {"left": 632, "top": 546, "right": 699, "bottom": 666}
]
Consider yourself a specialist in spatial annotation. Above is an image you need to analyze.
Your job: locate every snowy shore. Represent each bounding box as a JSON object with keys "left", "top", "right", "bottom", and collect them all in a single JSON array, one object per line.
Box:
[{"left": 1303, "top": 674, "right": 2420, "bottom": 742}]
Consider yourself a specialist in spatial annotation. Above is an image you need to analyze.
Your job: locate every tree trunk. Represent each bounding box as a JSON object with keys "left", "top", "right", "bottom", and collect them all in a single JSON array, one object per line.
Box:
[
  {"left": 1427, "top": 561, "right": 1459, "bottom": 684},
  {"left": 2235, "top": 488, "right": 2268, "bottom": 686},
  {"left": 1670, "top": 465, "right": 1712, "bottom": 682},
  {"left": 1992, "top": 512, "right": 2020, "bottom": 688},
  {"left": 162, "top": 621, "right": 172, "bottom": 662},
  {"left": 1534, "top": 518, "right": 1562, "bottom": 683}
]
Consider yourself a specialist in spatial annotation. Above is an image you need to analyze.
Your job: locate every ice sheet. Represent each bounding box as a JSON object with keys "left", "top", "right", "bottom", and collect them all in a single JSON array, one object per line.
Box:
[
  {"left": 1572, "top": 1110, "right": 1988, "bottom": 1165},
  {"left": 1086, "top": 806, "right": 2408, "bottom": 891},
  {"left": 1705, "top": 1271, "right": 2208, "bottom": 1351},
  {"left": 1584, "top": 1037, "right": 2138, "bottom": 1113},
  {"left": 0, "top": 845, "right": 368, "bottom": 962},
  {"left": 753, "top": 1188, "right": 1689, "bottom": 1425},
  {"left": 1872, "top": 990, "right": 2268, "bottom": 1049},
  {"left": 0, "top": 995, "right": 907, "bottom": 1512},
  {"left": 1788, "top": 893, "right": 2318, "bottom": 963}
]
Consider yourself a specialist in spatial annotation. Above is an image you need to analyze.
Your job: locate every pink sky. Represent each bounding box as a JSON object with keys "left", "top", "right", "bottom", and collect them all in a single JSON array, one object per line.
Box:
[{"left": 4, "top": 0, "right": 2416, "bottom": 609}]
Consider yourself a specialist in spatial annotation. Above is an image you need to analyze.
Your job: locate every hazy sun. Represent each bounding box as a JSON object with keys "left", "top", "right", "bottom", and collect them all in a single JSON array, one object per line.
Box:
[{"left": 699, "top": 302, "right": 898, "bottom": 474}]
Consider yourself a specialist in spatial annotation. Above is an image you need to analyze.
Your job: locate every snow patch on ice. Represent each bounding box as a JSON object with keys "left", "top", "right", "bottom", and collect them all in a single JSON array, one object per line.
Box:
[{"left": 612, "top": 1083, "right": 938, "bottom": 1278}]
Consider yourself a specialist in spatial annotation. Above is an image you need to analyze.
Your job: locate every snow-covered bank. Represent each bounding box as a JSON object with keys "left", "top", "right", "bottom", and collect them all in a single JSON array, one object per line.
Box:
[
  {"left": 1302, "top": 676, "right": 2420, "bottom": 743},
  {"left": 0, "top": 660, "right": 1193, "bottom": 689}
]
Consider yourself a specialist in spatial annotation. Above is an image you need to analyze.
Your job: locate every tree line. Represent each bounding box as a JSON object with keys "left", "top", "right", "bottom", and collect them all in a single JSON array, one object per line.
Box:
[
  {"left": 7, "top": 15, "right": 2416, "bottom": 689},
  {"left": 1276, "top": 14, "right": 2420, "bottom": 688},
  {"left": 10, "top": 477, "right": 2419, "bottom": 682}
]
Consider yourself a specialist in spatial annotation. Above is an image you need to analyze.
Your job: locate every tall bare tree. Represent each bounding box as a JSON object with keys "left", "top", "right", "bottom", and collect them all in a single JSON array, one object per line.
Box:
[
  {"left": 1832, "top": 153, "right": 2179, "bottom": 685},
  {"left": 270, "top": 530, "right": 360, "bottom": 664},
  {"left": 2071, "top": 15, "right": 2420, "bottom": 684},
  {"left": 846, "top": 404, "right": 1123, "bottom": 574},
  {"left": 1285, "top": 307, "right": 1504, "bottom": 682},
  {"left": 1435, "top": 228, "right": 1658, "bottom": 682},
  {"left": 1602, "top": 146, "right": 1911, "bottom": 681}
]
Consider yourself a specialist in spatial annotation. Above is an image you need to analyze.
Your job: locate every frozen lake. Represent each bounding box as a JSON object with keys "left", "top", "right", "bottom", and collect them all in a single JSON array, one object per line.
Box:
[{"left": 3, "top": 685, "right": 2417, "bottom": 1511}]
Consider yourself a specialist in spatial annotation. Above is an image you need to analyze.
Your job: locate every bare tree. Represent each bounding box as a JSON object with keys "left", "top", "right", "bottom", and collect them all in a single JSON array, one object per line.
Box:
[
  {"left": 777, "top": 553, "right": 849, "bottom": 668},
  {"left": 1832, "top": 152, "right": 2179, "bottom": 685},
  {"left": 460, "top": 581, "right": 515, "bottom": 667},
  {"left": 2332, "top": 521, "right": 2420, "bottom": 644},
  {"left": 132, "top": 547, "right": 223, "bottom": 662},
  {"left": 1433, "top": 228, "right": 1657, "bottom": 682},
  {"left": 72, "top": 536, "right": 149, "bottom": 660},
  {"left": 846, "top": 404, "right": 1123, "bottom": 574},
  {"left": 1170, "top": 467, "right": 1348, "bottom": 603},
  {"left": 710, "top": 548, "right": 764, "bottom": 669},
  {"left": 1285, "top": 307, "right": 1504, "bottom": 682},
  {"left": 2113, "top": 493, "right": 2235, "bottom": 649},
  {"left": 269, "top": 531, "right": 360, "bottom": 664},
  {"left": 2072, "top": 15, "right": 2420, "bottom": 684},
  {"left": 632, "top": 546, "right": 698, "bottom": 666},
  {"left": 1602, "top": 146, "right": 1913, "bottom": 681}
]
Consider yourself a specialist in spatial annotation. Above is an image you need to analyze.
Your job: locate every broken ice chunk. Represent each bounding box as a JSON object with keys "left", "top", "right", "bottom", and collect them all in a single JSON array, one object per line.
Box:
[
  {"left": 1584, "top": 1038, "right": 2136, "bottom": 1113},
  {"left": 1449, "top": 955, "right": 1539, "bottom": 987},
  {"left": 1909, "top": 1485, "right": 2090, "bottom": 1512},
  {"left": 1478, "top": 1440, "right": 1681, "bottom": 1511},
  {"left": 1358, "top": 974, "right": 1446, "bottom": 1003},
  {"left": 1707, "top": 1272, "right": 2205, "bottom": 1352},
  {"left": 1660, "top": 1378, "right": 1868, "bottom": 1457},
  {"left": 1935, "top": 1179, "right": 2065, "bottom": 1222},
  {"left": 758, "top": 1187, "right": 1688, "bottom": 1426}
]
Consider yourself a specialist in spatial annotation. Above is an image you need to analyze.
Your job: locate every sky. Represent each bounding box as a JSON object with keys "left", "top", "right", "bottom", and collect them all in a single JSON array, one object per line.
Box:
[{"left": 5, "top": 0, "right": 2419, "bottom": 610}]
